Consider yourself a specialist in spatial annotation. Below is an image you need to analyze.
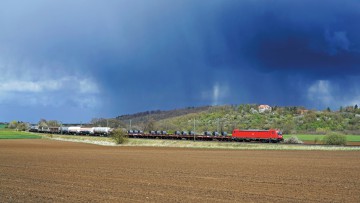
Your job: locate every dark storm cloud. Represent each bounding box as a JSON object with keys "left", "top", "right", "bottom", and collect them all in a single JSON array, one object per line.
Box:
[
  {"left": 210, "top": 1, "right": 360, "bottom": 76},
  {"left": 242, "top": 14, "right": 360, "bottom": 77},
  {"left": 91, "top": 0, "right": 360, "bottom": 111},
  {"left": 1, "top": 0, "right": 359, "bottom": 122}
]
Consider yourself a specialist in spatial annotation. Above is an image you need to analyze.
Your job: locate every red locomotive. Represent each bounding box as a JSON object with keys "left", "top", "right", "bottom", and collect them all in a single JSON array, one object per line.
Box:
[{"left": 232, "top": 129, "right": 283, "bottom": 143}]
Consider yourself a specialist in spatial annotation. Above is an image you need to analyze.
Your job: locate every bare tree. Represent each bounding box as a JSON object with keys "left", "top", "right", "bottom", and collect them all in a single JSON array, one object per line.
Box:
[
  {"left": 38, "top": 119, "right": 48, "bottom": 128},
  {"left": 144, "top": 119, "right": 156, "bottom": 132}
]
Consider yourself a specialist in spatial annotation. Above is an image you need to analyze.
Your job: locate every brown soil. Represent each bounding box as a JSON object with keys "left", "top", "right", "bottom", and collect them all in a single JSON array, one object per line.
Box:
[
  {"left": 347, "top": 141, "right": 360, "bottom": 146},
  {"left": 1, "top": 139, "right": 359, "bottom": 203}
]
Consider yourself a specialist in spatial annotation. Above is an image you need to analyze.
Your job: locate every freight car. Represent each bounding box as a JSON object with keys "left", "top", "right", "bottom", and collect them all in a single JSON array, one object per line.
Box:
[
  {"left": 93, "top": 127, "right": 112, "bottom": 135},
  {"left": 79, "top": 127, "right": 94, "bottom": 135},
  {"left": 232, "top": 129, "right": 283, "bottom": 143},
  {"left": 59, "top": 127, "right": 69, "bottom": 134},
  {"left": 68, "top": 127, "right": 81, "bottom": 135}
]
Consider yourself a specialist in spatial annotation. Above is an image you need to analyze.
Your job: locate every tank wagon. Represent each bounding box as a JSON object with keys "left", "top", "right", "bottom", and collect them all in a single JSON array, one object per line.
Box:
[
  {"left": 68, "top": 127, "right": 81, "bottom": 135},
  {"left": 59, "top": 127, "right": 69, "bottom": 134},
  {"left": 79, "top": 127, "right": 94, "bottom": 135},
  {"left": 29, "top": 125, "right": 39, "bottom": 132},
  {"left": 93, "top": 127, "right": 112, "bottom": 135}
]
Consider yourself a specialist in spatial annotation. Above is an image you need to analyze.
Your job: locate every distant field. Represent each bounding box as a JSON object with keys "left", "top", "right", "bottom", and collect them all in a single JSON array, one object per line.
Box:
[
  {"left": 0, "top": 129, "right": 41, "bottom": 139},
  {"left": 284, "top": 134, "right": 360, "bottom": 142},
  {"left": 0, "top": 124, "right": 7, "bottom": 129}
]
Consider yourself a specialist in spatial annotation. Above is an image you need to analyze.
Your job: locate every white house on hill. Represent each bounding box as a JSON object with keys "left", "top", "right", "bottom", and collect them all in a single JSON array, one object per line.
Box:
[{"left": 258, "top": 105, "right": 272, "bottom": 113}]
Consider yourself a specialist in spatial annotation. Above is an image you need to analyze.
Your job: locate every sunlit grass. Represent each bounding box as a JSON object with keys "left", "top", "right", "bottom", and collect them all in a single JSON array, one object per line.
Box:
[
  {"left": 0, "top": 129, "right": 41, "bottom": 139},
  {"left": 122, "top": 139, "right": 359, "bottom": 151},
  {"left": 284, "top": 134, "right": 360, "bottom": 142}
]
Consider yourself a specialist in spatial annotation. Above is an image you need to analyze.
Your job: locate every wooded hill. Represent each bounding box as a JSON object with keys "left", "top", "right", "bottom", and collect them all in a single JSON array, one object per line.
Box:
[
  {"left": 115, "top": 104, "right": 360, "bottom": 135},
  {"left": 116, "top": 106, "right": 211, "bottom": 127}
]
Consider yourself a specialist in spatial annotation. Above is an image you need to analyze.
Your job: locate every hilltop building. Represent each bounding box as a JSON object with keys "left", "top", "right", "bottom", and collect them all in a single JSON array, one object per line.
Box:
[{"left": 258, "top": 105, "right": 272, "bottom": 113}]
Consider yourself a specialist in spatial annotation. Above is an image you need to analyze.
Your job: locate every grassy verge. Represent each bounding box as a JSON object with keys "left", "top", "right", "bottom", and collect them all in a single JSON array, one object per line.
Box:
[
  {"left": 0, "top": 129, "right": 42, "bottom": 139},
  {"left": 284, "top": 134, "right": 360, "bottom": 142},
  {"left": 44, "top": 134, "right": 360, "bottom": 151}
]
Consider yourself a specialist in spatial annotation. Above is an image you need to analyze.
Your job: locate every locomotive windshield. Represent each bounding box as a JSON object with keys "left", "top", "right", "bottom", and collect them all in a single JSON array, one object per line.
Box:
[{"left": 277, "top": 131, "right": 283, "bottom": 135}]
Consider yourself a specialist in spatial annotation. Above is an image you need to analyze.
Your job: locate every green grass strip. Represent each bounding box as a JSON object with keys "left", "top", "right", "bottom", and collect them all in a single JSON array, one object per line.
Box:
[
  {"left": 284, "top": 134, "right": 360, "bottom": 142},
  {"left": 122, "top": 139, "right": 360, "bottom": 151},
  {"left": 0, "top": 130, "right": 42, "bottom": 139}
]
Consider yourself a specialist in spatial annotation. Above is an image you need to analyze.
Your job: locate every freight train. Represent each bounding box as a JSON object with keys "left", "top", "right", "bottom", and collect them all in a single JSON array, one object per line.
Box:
[{"left": 29, "top": 125, "right": 283, "bottom": 143}]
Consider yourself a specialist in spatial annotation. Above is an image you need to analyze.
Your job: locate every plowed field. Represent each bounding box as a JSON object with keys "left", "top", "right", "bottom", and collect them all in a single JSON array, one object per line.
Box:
[{"left": 1, "top": 140, "right": 359, "bottom": 202}]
